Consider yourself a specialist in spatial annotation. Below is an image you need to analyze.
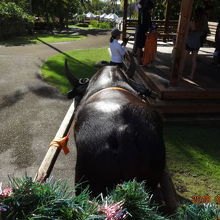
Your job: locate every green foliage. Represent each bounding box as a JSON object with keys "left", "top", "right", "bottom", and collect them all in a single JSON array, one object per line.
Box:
[
  {"left": 0, "top": 176, "right": 102, "bottom": 220},
  {"left": 98, "top": 22, "right": 111, "bottom": 29},
  {"left": 151, "top": 0, "right": 220, "bottom": 21},
  {"left": 9, "top": 0, "right": 31, "bottom": 13},
  {"left": 89, "top": 20, "right": 111, "bottom": 29},
  {"left": 108, "top": 180, "right": 168, "bottom": 220},
  {"left": 0, "top": 2, "right": 34, "bottom": 23},
  {"left": 76, "top": 14, "right": 86, "bottom": 23},
  {"left": 90, "top": 20, "right": 99, "bottom": 28},
  {"left": 32, "top": 0, "right": 85, "bottom": 26},
  {"left": 175, "top": 203, "right": 219, "bottom": 220},
  {"left": 0, "top": 177, "right": 219, "bottom": 220}
]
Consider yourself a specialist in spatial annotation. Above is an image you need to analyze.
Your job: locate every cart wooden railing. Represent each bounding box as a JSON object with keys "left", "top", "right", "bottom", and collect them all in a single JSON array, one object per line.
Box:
[{"left": 34, "top": 100, "right": 76, "bottom": 182}]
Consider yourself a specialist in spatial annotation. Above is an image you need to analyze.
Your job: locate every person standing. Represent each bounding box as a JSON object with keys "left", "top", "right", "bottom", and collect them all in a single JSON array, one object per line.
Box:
[
  {"left": 181, "top": 8, "right": 208, "bottom": 80},
  {"left": 142, "top": 24, "right": 158, "bottom": 66},
  {"left": 133, "top": 0, "right": 154, "bottom": 65}
]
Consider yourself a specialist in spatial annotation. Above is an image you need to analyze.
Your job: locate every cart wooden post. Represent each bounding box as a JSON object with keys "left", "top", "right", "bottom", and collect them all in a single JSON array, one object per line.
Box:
[{"left": 170, "top": 0, "right": 194, "bottom": 86}]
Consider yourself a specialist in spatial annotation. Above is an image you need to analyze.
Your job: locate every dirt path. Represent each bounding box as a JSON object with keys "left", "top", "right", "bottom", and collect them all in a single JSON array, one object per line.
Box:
[{"left": 0, "top": 32, "right": 110, "bottom": 185}]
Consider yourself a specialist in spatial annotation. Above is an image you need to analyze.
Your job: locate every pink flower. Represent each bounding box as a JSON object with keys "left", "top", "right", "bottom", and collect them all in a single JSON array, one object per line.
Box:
[
  {"left": 0, "top": 186, "right": 13, "bottom": 198},
  {"left": 0, "top": 206, "right": 7, "bottom": 212},
  {"left": 99, "top": 201, "right": 128, "bottom": 220}
]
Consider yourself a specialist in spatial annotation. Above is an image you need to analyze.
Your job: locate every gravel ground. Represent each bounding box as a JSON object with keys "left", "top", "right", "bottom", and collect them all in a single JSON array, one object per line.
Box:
[{"left": 0, "top": 30, "right": 110, "bottom": 185}]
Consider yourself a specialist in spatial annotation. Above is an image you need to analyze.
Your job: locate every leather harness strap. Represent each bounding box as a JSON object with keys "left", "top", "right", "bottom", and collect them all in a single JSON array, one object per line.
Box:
[{"left": 87, "top": 87, "right": 131, "bottom": 101}]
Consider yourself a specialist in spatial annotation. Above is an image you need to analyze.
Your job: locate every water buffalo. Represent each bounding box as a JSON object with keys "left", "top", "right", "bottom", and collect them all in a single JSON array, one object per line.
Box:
[{"left": 65, "top": 58, "right": 166, "bottom": 196}]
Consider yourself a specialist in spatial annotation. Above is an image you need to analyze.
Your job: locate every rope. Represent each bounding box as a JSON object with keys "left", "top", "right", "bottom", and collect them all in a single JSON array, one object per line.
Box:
[{"left": 49, "top": 136, "right": 70, "bottom": 155}]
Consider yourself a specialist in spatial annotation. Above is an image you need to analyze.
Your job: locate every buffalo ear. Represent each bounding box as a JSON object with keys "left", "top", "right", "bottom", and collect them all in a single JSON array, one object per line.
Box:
[
  {"left": 64, "top": 59, "right": 80, "bottom": 87},
  {"left": 125, "top": 51, "right": 136, "bottom": 78}
]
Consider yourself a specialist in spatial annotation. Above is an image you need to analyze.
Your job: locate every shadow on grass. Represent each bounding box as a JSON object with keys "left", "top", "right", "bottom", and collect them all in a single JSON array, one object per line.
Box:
[
  {"left": 41, "top": 56, "right": 99, "bottom": 94},
  {"left": 0, "top": 35, "right": 38, "bottom": 46},
  {"left": 164, "top": 123, "right": 220, "bottom": 182},
  {"left": 62, "top": 28, "right": 109, "bottom": 36},
  {"left": 0, "top": 34, "right": 82, "bottom": 46},
  {"left": 0, "top": 29, "right": 108, "bottom": 47},
  {"left": 37, "top": 38, "right": 82, "bottom": 63},
  {"left": 39, "top": 39, "right": 104, "bottom": 79}
]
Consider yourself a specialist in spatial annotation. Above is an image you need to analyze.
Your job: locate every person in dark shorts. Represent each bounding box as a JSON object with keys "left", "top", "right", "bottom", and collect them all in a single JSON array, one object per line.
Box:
[{"left": 180, "top": 8, "right": 207, "bottom": 80}]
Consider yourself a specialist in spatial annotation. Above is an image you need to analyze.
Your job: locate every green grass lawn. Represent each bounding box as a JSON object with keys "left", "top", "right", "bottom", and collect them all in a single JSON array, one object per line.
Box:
[
  {"left": 68, "top": 24, "right": 95, "bottom": 29},
  {"left": 68, "top": 24, "right": 110, "bottom": 30},
  {"left": 41, "top": 47, "right": 110, "bottom": 94},
  {"left": 41, "top": 47, "right": 220, "bottom": 202},
  {"left": 0, "top": 34, "right": 86, "bottom": 46},
  {"left": 165, "top": 124, "right": 220, "bottom": 202}
]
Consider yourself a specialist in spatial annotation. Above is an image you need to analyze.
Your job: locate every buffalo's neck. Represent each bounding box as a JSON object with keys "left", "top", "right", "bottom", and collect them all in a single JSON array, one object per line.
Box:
[{"left": 83, "top": 81, "right": 136, "bottom": 102}]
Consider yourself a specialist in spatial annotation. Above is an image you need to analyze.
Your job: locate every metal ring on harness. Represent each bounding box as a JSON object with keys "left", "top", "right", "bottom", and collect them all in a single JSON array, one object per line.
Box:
[{"left": 79, "top": 78, "right": 89, "bottom": 85}]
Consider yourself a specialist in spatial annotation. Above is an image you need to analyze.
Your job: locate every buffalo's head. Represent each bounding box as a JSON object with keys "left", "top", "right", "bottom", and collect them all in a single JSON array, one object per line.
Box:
[{"left": 64, "top": 59, "right": 89, "bottom": 100}]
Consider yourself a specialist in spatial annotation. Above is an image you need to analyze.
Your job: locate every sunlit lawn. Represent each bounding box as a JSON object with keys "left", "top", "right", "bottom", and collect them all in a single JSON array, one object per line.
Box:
[
  {"left": 41, "top": 47, "right": 110, "bottom": 94},
  {"left": 41, "top": 47, "right": 220, "bottom": 202},
  {"left": 68, "top": 24, "right": 95, "bottom": 29},
  {"left": 0, "top": 34, "right": 86, "bottom": 46}
]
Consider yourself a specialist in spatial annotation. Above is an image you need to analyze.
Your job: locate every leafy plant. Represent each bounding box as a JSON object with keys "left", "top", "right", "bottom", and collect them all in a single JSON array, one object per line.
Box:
[
  {"left": 0, "top": 177, "right": 219, "bottom": 220},
  {"left": 0, "top": 2, "right": 34, "bottom": 23},
  {"left": 77, "top": 14, "right": 86, "bottom": 23},
  {"left": 108, "top": 180, "right": 168, "bottom": 220},
  {"left": 175, "top": 203, "right": 220, "bottom": 220},
  {"left": 98, "top": 22, "right": 111, "bottom": 29},
  {"left": 90, "top": 20, "right": 99, "bottom": 28},
  {"left": 0, "top": 177, "right": 102, "bottom": 220}
]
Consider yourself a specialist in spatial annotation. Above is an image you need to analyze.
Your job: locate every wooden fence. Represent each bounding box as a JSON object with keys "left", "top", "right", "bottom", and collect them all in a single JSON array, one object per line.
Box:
[
  {"left": 122, "top": 19, "right": 178, "bottom": 42},
  {"left": 122, "top": 19, "right": 218, "bottom": 44}
]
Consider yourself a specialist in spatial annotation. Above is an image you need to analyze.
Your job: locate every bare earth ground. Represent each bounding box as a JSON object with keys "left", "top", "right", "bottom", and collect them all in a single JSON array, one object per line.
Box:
[{"left": 0, "top": 30, "right": 110, "bottom": 185}]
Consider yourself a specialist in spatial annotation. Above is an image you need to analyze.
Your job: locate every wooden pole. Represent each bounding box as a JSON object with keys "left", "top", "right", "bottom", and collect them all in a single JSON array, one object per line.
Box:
[
  {"left": 170, "top": 0, "right": 194, "bottom": 86},
  {"left": 164, "top": 0, "right": 171, "bottom": 42},
  {"left": 122, "top": 0, "right": 128, "bottom": 40},
  {"left": 34, "top": 100, "right": 76, "bottom": 182}
]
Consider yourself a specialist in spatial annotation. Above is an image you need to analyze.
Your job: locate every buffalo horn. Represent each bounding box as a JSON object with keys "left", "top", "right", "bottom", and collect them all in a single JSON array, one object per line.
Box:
[
  {"left": 64, "top": 59, "right": 80, "bottom": 87},
  {"left": 125, "top": 51, "right": 136, "bottom": 77}
]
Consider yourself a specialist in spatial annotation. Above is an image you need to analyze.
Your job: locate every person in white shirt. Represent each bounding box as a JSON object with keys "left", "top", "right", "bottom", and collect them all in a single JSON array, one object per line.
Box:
[
  {"left": 109, "top": 29, "right": 152, "bottom": 98},
  {"left": 109, "top": 29, "right": 128, "bottom": 67}
]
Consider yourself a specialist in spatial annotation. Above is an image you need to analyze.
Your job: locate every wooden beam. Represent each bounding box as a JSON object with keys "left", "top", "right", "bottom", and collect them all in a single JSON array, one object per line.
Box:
[
  {"left": 34, "top": 100, "right": 76, "bottom": 182},
  {"left": 170, "top": 0, "right": 194, "bottom": 86},
  {"left": 122, "top": 0, "right": 128, "bottom": 40}
]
